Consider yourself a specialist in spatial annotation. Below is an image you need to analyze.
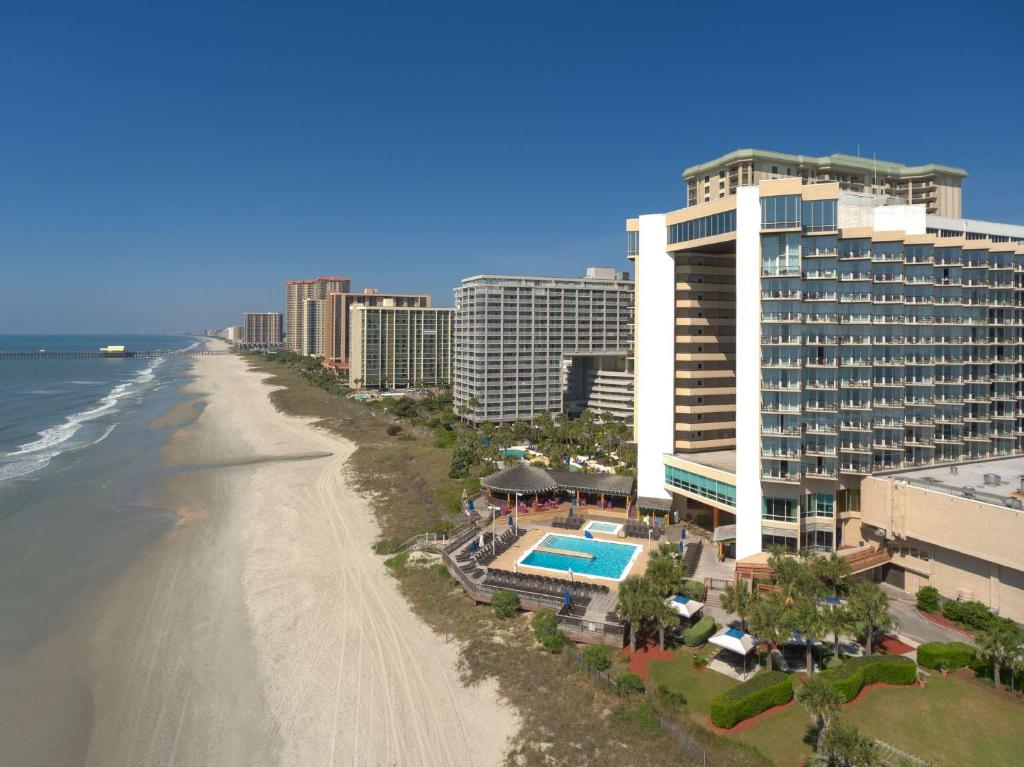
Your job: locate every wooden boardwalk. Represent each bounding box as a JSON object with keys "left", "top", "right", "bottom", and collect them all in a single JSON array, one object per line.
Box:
[{"left": 0, "top": 350, "right": 234, "bottom": 360}]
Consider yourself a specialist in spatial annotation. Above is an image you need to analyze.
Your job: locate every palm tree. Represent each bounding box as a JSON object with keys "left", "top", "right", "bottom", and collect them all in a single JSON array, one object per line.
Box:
[
  {"left": 748, "top": 591, "right": 789, "bottom": 672},
  {"left": 819, "top": 602, "right": 855, "bottom": 660},
  {"left": 789, "top": 597, "right": 824, "bottom": 675},
  {"left": 617, "top": 575, "right": 657, "bottom": 651},
  {"left": 795, "top": 675, "right": 842, "bottom": 756},
  {"left": 975, "top": 620, "right": 1024, "bottom": 689},
  {"left": 645, "top": 545, "right": 686, "bottom": 597},
  {"left": 720, "top": 580, "right": 754, "bottom": 633},
  {"left": 848, "top": 582, "right": 895, "bottom": 656},
  {"left": 653, "top": 599, "right": 678, "bottom": 651},
  {"left": 813, "top": 551, "right": 852, "bottom": 597},
  {"left": 822, "top": 719, "right": 880, "bottom": 766}
]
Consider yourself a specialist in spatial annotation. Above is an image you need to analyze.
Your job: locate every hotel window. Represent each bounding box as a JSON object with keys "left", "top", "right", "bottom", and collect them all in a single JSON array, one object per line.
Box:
[
  {"left": 802, "top": 493, "right": 834, "bottom": 518},
  {"left": 664, "top": 466, "right": 736, "bottom": 508},
  {"left": 762, "top": 497, "right": 797, "bottom": 522},
  {"left": 761, "top": 232, "right": 800, "bottom": 275},
  {"left": 761, "top": 194, "right": 801, "bottom": 229},
  {"left": 762, "top": 532, "right": 797, "bottom": 552},
  {"left": 801, "top": 199, "right": 837, "bottom": 232},
  {"left": 626, "top": 230, "right": 639, "bottom": 257}
]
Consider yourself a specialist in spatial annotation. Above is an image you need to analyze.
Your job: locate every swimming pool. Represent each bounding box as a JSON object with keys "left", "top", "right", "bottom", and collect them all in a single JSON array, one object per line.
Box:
[
  {"left": 584, "top": 520, "right": 623, "bottom": 536},
  {"left": 500, "top": 448, "right": 526, "bottom": 459},
  {"left": 517, "top": 534, "right": 641, "bottom": 581}
]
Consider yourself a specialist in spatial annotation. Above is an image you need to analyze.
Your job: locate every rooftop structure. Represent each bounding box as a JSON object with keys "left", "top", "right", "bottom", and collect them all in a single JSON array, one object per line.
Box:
[{"left": 683, "top": 149, "right": 967, "bottom": 217}]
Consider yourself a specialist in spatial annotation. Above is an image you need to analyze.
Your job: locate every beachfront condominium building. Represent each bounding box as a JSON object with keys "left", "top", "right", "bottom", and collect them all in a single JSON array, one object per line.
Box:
[
  {"left": 348, "top": 304, "right": 453, "bottom": 389},
  {"left": 630, "top": 149, "right": 1024, "bottom": 566},
  {"left": 285, "top": 276, "right": 350, "bottom": 354},
  {"left": 243, "top": 312, "right": 283, "bottom": 346},
  {"left": 454, "top": 267, "right": 634, "bottom": 423},
  {"left": 323, "top": 288, "right": 432, "bottom": 369},
  {"left": 684, "top": 149, "right": 966, "bottom": 217}
]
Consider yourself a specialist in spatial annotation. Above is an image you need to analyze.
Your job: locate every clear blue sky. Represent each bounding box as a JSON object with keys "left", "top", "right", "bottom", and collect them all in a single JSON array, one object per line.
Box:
[{"left": 1, "top": 0, "right": 1022, "bottom": 333}]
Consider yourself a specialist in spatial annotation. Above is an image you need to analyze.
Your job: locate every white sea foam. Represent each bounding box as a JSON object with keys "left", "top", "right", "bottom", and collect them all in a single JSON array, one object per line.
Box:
[{"left": 0, "top": 358, "right": 163, "bottom": 483}]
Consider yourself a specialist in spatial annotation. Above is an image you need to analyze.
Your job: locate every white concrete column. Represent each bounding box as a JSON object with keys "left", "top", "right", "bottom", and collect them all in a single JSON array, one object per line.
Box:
[
  {"left": 735, "top": 187, "right": 763, "bottom": 559},
  {"left": 634, "top": 213, "right": 674, "bottom": 501}
]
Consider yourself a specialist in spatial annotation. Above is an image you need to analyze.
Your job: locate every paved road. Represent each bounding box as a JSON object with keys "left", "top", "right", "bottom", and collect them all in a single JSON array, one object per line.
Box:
[{"left": 882, "top": 584, "right": 974, "bottom": 646}]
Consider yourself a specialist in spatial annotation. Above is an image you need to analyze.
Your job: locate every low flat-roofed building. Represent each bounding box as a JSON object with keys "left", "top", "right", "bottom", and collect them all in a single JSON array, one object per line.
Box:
[{"left": 857, "top": 457, "right": 1024, "bottom": 622}]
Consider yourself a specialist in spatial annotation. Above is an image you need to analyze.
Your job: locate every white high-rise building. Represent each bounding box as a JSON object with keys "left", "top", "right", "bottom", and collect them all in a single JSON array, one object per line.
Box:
[{"left": 453, "top": 268, "right": 634, "bottom": 423}]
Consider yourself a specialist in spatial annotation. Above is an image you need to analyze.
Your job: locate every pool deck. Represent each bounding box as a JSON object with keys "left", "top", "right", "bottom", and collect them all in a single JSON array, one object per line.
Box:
[{"left": 485, "top": 523, "right": 652, "bottom": 586}]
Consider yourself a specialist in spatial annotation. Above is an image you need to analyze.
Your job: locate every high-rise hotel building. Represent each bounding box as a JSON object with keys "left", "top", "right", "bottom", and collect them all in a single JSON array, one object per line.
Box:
[
  {"left": 323, "top": 288, "right": 432, "bottom": 369},
  {"left": 454, "top": 268, "right": 634, "bottom": 423},
  {"left": 243, "top": 312, "right": 283, "bottom": 346},
  {"left": 284, "top": 276, "right": 350, "bottom": 354},
  {"left": 349, "top": 304, "right": 453, "bottom": 389},
  {"left": 630, "top": 150, "right": 1024, "bottom": 561}
]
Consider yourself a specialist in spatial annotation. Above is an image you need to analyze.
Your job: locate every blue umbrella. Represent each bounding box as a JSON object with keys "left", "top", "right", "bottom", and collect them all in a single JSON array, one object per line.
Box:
[
  {"left": 562, "top": 587, "right": 571, "bottom": 607},
  {"left": 680, "top": 529, "right": 686, "bottom": 541},
  {"left": 584, "top": 530, "right": 593, "bottom": 539},
  {"left": 470, "top": 539, "right": 478, "bottom": 552},
  {"left": 467, "top": 499, "right": 475, "bottom": 512},
  {"left": 507, "top": 514, "right": 514, "bottom": 527},
  {"left": 567, "top": 505, "right": 574, "bottom": 518}
]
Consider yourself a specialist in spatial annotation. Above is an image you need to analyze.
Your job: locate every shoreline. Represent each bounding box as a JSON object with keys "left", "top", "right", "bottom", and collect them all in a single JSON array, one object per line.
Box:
[{"left": 81, "top": 343, "right": 516, "bottom": 765}]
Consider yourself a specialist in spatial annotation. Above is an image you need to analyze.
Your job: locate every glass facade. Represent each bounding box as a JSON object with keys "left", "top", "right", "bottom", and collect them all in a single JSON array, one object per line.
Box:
[
  {"left": 667, "top": 209, "right": 736, "bottom": 244},
  {"left": 626, "top": 230, "right": 639, "bottom": 257},
  {"left": 801, "top": 199, "right": 838, "bottom": 232},
  {"left": 802, "top": 493, "right": 834, "bottom": 517},
  {"left": 665, "top": 465, "right": 736, "bottom": 508}
]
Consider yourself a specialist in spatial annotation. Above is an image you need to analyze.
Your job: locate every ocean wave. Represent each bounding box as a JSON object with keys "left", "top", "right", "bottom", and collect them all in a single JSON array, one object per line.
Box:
[{"left": 0, "top": 358, "right": 163, "bottom": 483}]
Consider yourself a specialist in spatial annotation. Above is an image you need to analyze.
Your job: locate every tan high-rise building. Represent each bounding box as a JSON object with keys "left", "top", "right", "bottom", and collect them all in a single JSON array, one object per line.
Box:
[
  {"left": 243, "top": 312, "right": 283, "bottom": 346},
  {"left": 349, "top": 304, "right": 453, "bottom": 389},
  {"left": 284, "top": 276, "right": 350, "bottom": 353},
  {"left": 684, "top": 149, "right": 967, "bottom": 217},
  {"left": 323, "top": 288, "right": 431, "bottom": 369}
]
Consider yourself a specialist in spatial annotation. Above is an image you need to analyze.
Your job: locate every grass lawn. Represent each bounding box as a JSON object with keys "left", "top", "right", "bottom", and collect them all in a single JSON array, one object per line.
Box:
[
  {"left": 731, "top": 674, "right": 1024, "bottom": 767},
  {"left": 648, "top": 648, "right": 739, "bottom": 715}
]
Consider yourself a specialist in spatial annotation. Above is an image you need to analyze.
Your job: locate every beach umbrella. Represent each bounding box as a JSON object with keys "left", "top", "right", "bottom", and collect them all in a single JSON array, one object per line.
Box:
[
  {"left": 470, "top": 539, "right": 479, "bottom": 553},
  {"left": 507, "top": 514, "right": 514, "bottom": 527},
  {"left": 562, "top": 587, "right": 571, "bottom": 607},
  {"left": 584, "top": 530, "right": 593, "bottom": 539},
  {"left": 567, "top": 505, "right": 574, "bottom": 518},
  {"left": 467, "top": 498, "right": 475, "bottom": 513}
]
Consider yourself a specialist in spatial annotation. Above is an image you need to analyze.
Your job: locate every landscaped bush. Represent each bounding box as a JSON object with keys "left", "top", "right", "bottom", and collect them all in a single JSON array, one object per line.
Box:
[
  {"left": 678, "top": 579, "right": 706, "bottom": 601},
  {"left": 916, "top": 641, "right": 976, "bottom": 671},
  {"left": 385, "top": 423, "right": 403, "bottom": 436},
  {"left": 654, "top": 684, "right": 687, "bottom": 709},
  {"left": 530, "top": 610, "right": 566, "bottom": 652},
  {"left": 916, "top": 585, "right": 940, "bottom": 613},
  {"left": 709, "top": 671, "right": 794, "bottom": 728},
  {"left": 582, "top": 644, "right": 612, "bottom": 671},
  {"left": 942, "top": 600, "right": 995, "bottom": 632},
  {"left": 683, "top": 616, "right": 716, "bottom": 647},
  {"left": 816, "top": 655, "right": 917, "bottom": 702},
  {"left": 491, "top": 589, "right": 520, "bottom": 619},
  {"left": 616, "top": 672, "right": 645, "bottom": 695}
]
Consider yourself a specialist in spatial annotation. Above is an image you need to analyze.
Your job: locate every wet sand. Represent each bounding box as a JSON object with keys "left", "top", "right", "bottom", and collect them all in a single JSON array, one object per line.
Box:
[{"left": 23, "top": 344, "right": 517, "bottom": 766}]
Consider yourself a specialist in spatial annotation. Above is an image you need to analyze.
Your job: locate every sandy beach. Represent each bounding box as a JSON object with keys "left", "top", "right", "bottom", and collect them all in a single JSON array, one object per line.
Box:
[{"left": 78, "top": 347, "right": 517, "bottom": 766}]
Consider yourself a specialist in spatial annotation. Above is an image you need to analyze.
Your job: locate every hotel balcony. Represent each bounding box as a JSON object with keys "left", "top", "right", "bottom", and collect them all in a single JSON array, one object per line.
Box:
[{"left": 761, "top": 470, "right": 802, "bottom": 483}]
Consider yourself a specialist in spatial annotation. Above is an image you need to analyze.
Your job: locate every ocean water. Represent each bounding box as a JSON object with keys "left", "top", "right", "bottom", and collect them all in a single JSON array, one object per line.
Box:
[
  {"left": 0, "top": 334, "right": 199, "bottom": 658},
  {"left": 0, "top": 335, "right": 195, "bottom": 485}
]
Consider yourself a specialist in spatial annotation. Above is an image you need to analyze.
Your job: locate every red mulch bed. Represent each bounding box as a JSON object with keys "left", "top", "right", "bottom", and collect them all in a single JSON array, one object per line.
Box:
[
  {"left": 618, "top": 641, "right": 674, "bottom": 680},
  {"left": 915, "top": 609, "right": 975, "bottom": 638},
  {"left": 876, "top": 635, "right": 914, "bottom": 655},
  {"left": 704, "top": 699, "right": 796, "bottom": 734}
]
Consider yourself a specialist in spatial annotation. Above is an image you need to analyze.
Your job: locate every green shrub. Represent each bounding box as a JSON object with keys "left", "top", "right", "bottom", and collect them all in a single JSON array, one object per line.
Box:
[
  {"left": 612, "top": 700, "right": 660, "bottom": 733},
  {"left": 616, "top": 672, "right": 645, "bottom": 695},
  {"left": 530, "top": 610, "right": 566, "bottom": 652},
  {"left": 942, "top": 600, "right": 995, "bottom": 631},
  {"left": 385, "top": 423, "right": 403, "bottom": 436},
  {"left": 582, "top": 644, "right": 612, "bottom": 671},
  {"left": 383, "top": 551, "right": 408, "bottom": 569},
  {"left": 682, "top": 616, "right": 716, "bottom": 647},
  {"left": 916, "top": 586, "right": 940, "bottom": 613},
  {"left": 655, "top": 684, "right": 687, "bottom": 709},
  {"left": 709, "top": 671, "right": 794, "bottom": 728},
  {"left": 492, "top": 589, "right": 520, "bottom": 619},
  {"left": 816, "top": 655, "right": 917, "bottom": 703},
  {"left": 678, "top": 579, "right": 706, "bottom": 601},
  {"left": 916, "top": 641, "right": 975, "bottom": 670}
]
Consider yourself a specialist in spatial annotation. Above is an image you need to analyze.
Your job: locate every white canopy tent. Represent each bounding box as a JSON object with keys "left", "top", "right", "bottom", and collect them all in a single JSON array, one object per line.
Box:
[
  {"left": 710, "top": 627, "right": 758, "bottom": 656},
  {"left": 666, "top": 594, "right": 704, "bottom": 620}
]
